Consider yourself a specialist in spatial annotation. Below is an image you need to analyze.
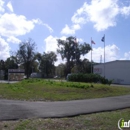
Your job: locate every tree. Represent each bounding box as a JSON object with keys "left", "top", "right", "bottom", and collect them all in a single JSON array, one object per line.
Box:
[
  {"left": 37, "top": 51, "right": 57, "bottom": 78},
  {"left": 14, "top": 38, "right": 37, "bottom": 78},
  {"left": 0, "top": 60, "right": 5, "bottom": 70},
  {"left": 31, "top": 61, "right": 39, "bottom": 73},
  {"left": 0, "top": 60, "right": 5, "bottom": 80},
  {"left": 57, "top": 36, "right": 91, "bottom": 76},
  {"left": 5, "top": 58, "right": 18, "bottom": 69},
  {"left": 55, "top": 63, "right": 66, "bottom": 78},
  {"left": 80, "top": 59, "right": 91, "bottom": 73},
  {"left": 71, "top": 59, "right": 91, "bottom": 73}
]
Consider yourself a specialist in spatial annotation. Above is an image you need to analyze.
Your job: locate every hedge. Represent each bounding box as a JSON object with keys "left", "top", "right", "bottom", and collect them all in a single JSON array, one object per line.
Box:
[{"left": 67, "top": 73, "right": 112, "bottom": 85}]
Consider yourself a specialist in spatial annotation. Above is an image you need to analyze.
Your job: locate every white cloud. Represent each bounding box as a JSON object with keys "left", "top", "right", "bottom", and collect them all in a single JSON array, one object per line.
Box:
[
  {"left": 71, "top": 0, "right": 130, "bottom": 31},
  {"left": 0, "top": 37, "right": 10, "bottom": 60},
  {"left": 124, "top": 52, "right": 130, "bottom": 59},
  {"left": 55, "top": 54, "right": 66, "bottom": 66},
  {"left": 61, "top": 24, "right": 81, "bottom": 35},
  {"left": 33, "top": 18, "right": 53, "bottom": 33},
  {"left": 0, "top": 13, "right": 40, "bottom": 37},
  {"left": 32, "top": 18, "right": 42, "bottom": 24},
  {"left": 60, "top": 36, "right": 66, "bottom": 40},
  {"left": 61, "top": 24, "right": 75, "bottom": 35},
  {"left": 120, "top": 6, "right": 130, "bottom": 16},
  {"left": 7, "top": 36, "right": 21, "bottom": 44},
  {"left": 72, "top": 24, "right": 81, "bottom": 30},
  {"left": 43, "top": 23, "right": 53, "bottom": 33},
  {"left": 71, "top": 3, "right": 88, "bottom": 24},
  {"left": 44, "top": 35, "right": 58, "bottom": 53},
  {"left": 0, "top": 1, "right": 48, "bottom": 59},
  {"left": 120, "top": 51, "right": 130, "bottom": 60},
  {"left": 44, "top": 35, "right": 68, "bottom": 65},
  {"left": 0, "top": 8, "right": 52, "bottom": 38},
  {"left": 0, "top": 0, "right": 4, "bottom": 12},
  {"left": 85, "top": 44, "right": 120, "bottom": 62},
  {"left": 7, "top": 1, "right": 13, "bottom": 12},
  {"left": 77, "top": 38, "right": 83, "bottom": 43}
]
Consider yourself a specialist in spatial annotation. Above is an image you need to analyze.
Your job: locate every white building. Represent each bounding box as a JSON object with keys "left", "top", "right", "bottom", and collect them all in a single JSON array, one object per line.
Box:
[{"left": 93, "top": 60, "right": 130, "bottom": 85}]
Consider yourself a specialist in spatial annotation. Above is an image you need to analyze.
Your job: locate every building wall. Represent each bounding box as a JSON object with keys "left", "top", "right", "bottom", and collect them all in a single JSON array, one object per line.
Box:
[
  {"left": 0, "top": 70, "right": 5, "bottom": 80},
  {"left": 93, "top": 60, "right": 130, "bottom": 84},
  {"left": 8, "top": 73, "right": 24, "bottom": 81}
]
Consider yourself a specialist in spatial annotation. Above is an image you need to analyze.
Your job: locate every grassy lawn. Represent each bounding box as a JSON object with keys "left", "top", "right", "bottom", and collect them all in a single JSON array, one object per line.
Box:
[
  {"left": 0, "top": 108, "right": 130, "bottom": 130},
  {"left": 0, "top": 79, "right": 130, "bottom": 129},
  {"left": 0, "top": 79, "right": 130, "bottom": 101}
]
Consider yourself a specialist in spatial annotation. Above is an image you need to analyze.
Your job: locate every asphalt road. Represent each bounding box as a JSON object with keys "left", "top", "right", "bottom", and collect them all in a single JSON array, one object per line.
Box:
[{"left": 0, "top": 95, "right": 130, "bottom": 121}]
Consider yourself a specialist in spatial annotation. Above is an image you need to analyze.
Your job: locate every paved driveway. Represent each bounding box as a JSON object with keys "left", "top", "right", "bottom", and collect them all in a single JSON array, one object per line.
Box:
[
  {"left": 0, "top": 80, "right": 19, "bottom": 84},
  {"left": 0, "top": 95, "right": 130, "bottom": 121},
  {"left": 111, "top": 84, "right": 130, "bottom": 88}
]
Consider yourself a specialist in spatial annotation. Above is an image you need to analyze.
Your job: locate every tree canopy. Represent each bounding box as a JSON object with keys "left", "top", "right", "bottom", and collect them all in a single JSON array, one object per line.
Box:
[
  {"left": 57, "top": 36, "right": 91, "bottom": 75},
  {"left": 37, "top": 51, "right": 57, "bottom": 77},
  {"left": 14, "top": 38, "right": 37, "bottom": 78},
  {"left": 1, "top": 36, "right": 93, "bottom": 79}
]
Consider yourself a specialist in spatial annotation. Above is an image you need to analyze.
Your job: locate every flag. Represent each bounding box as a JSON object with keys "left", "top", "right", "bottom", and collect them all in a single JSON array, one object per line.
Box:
[
  {"left": 74, "top": 37, "right": 77, "bottom": 44},
  {"left": 101, "top": 35, "right": 105, "bottom": 42},
  {"left": 71, "top": 37, "right": 77, "bottom": 44},
  {"left": 91, "top": 39, "right": 95, "bottom": 44}
]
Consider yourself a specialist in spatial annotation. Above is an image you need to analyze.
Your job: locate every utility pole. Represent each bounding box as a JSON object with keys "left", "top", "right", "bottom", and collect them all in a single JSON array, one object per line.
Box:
[
  {"left": 91, "top": 38, "right": 95, "bottom": 73},
  {"left": 101, "top": 34, "right": 105, "bottom": 78}
]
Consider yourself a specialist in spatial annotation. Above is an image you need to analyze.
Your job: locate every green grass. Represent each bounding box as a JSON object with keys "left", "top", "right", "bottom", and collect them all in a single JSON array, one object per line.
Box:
[
  {"left": 0, "top": 79, "right": 130, "bottom": 101},
  {"left": 0, "top": 108, "right": 130, "bottom": 130}
]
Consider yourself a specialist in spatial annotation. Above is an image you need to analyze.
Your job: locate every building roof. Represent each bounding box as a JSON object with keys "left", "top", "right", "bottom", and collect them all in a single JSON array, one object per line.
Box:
[{"left": 94, "top": 60, "right": 130, "bottom": 66}]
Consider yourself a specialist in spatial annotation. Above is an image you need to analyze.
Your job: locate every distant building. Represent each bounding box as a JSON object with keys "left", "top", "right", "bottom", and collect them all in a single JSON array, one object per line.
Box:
[
  {"left": 8, "top": 69, "right": 25, "bottom": 81},
  {"left": 30, "top": 73, "right": 42, "bottom": 78},
  {"left": 93, "top": 60, "right": 130, "bottom": 85}
]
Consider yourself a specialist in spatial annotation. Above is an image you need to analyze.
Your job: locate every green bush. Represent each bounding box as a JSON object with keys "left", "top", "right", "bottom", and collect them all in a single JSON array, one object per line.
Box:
[{"left": 68, "top": 73, "right": 112, "bottom": 85}]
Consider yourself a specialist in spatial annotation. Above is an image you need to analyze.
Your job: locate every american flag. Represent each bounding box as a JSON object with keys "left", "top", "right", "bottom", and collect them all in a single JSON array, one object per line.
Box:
[
  {"left": 74, "top": 37, "right": 77, "bottom": 44},
  {"left": 91, "top": 39, "right": 95, "bottom": 44}
]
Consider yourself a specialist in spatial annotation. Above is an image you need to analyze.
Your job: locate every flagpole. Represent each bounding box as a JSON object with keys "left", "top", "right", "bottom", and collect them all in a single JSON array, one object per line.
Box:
[
  {"left": 104, "top": 34, "right": 105, "bottom": 78},
  {"left": 91, "top": 37, "right": 92, "bottom": 74}
]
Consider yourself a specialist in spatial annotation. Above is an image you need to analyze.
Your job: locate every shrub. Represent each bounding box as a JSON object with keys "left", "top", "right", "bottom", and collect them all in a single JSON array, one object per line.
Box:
[{"left": 68, "top": 73, "right": 112, "bottom": 85}]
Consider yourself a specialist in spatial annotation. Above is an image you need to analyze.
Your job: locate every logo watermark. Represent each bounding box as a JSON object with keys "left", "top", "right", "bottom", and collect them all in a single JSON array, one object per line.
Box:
[{"left": 118, "top": 118, "right": 130, "bottom": 130}]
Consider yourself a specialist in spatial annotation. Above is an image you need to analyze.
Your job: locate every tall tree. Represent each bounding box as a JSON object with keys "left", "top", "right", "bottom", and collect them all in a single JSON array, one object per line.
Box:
[
  {"left": 57, "top": 36, "right": 91, "bottom": 75},
  {"left": 38, "top": 52, "right": 57, "bottom": 77},
  {"left": 14, "top": 38, "right": 37, "bottom": 78}
]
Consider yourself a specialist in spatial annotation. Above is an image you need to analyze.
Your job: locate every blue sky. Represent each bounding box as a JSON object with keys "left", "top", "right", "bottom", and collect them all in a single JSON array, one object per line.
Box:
[{"left": 0, "top": 0, "right": 130, "bottom": 65}]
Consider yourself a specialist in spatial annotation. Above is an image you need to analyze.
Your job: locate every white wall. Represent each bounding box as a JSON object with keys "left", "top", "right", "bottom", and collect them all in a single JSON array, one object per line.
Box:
[{"left": 93, "top": 61, "right": 130, "bottom": 84}]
